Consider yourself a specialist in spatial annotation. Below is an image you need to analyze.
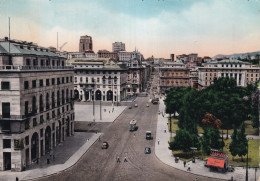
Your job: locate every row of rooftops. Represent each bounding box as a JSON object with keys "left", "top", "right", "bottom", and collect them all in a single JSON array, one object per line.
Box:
[{"left": 0, "top": 38, "right": 62, "bottom": 58}]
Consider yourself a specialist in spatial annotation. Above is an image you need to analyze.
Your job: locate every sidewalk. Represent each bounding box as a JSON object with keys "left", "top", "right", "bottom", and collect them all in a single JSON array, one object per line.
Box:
[
  {"left": 0, "top": 103, "right": 127, "bottom": 181},
  {"left": 155, "top": 98, "right": 260, "bottom": 181}
]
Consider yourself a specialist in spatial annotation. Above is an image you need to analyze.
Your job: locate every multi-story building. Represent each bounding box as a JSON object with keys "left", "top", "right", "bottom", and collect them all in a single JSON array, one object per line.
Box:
[
  {"left": 112, "top": 42, "right": 125, "bottom": 52},
  {"left": 198, "top": 59, "right": 260, "bottom": 89},
  {"left": 67, "top": 52, "right": 98, "bottom": 60},
  {"left": 118, "top": 51, "right": 131, "bottom": 62},
  {"left": 97, "top": 50, "right": 118, "bottom": 60},
  {"left": 67, "top": 58, "right": 128, "bottom": 102},
  {"left": 159, "top": 60, "right": 190, "bottom": 93},
  {"left": 0, "top": 38, "right": 75, "bottom": 171},
  {"left": 79, "top": 35, "right": 93, "bottom": 53}
]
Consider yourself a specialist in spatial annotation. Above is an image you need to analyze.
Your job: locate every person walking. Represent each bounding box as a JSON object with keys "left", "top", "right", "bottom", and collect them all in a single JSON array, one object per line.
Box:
[
  {"left": 124, "top": 156, "right": 127, "bottom": 162},
  {"left": 183, "top": 161, "right": 186, "bottom": 167},
  {"left": 187, "top": 163, "right": 191, "bottom": 171},
  {"left": 117, "top": 156, "right": 120, "bottom": 163},
  {"left": 158, "top": 139, "right": 160, "bottom": 145}
]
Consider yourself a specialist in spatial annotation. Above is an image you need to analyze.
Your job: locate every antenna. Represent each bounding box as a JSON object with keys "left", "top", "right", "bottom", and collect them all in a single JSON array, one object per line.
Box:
[
  {"left": 57, "top": 32, "right": 58, "bottom": 51},
  {"left": 9, "top": 17, "right": 10, "bottom": 53}
]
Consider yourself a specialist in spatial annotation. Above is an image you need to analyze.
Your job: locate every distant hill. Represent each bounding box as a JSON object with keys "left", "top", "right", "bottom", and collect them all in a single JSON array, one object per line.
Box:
[{"left": 213, "top": 51, "right": 260, "bottom": 59}]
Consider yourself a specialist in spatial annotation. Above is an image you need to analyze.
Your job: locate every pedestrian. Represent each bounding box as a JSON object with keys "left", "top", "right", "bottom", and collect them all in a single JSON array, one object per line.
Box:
[
  {"left": 183, "top": 161, "right": 186, "bottom": 167},
  {"left": 53, "top": 155, "right": 55, "bottom": 161},
  {"left": 16, "top": 177, "right": 19, "bottom": 181},
  {"left": 99, "top": 136, "right": 101, "bottom": 141},
  {"left": 124, "top": 156, "right": 127, "bottom": 162},
  {"left": 117, "top": 156, "right": 120, "bottom": 163},
  {"left": 158, "top": 139, "right": 160, "bottom": 145},
  {"left": 187, "top": 163, "right": 191, "bottom": 171}
]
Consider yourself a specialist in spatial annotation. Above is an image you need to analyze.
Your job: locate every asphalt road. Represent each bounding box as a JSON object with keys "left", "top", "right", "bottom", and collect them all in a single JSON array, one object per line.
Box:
[{"left": 35, "top": 97, "right": 222, "bottom": 181}]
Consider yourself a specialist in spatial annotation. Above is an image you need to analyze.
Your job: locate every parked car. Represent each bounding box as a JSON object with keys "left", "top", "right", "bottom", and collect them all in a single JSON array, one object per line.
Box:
[
  {"left": 135, "top": 104, "right": 138, "bottom": 107},
  {"left": 145, "top": 147, "right": 151, "bottom": 154},
  {"left": 101, "top": 141, "right": 109, "bottom": 149}
]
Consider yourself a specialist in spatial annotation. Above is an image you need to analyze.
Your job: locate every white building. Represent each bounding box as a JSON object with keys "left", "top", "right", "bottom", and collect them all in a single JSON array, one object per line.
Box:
[
  {"left": 198, "top": 59, "right": 260, "bottom": 89},
  {"left": 112, "top": 42, "right": 125, "bottom": 52},
  {"left": 67, "top": 52, "right": 98, "bottom": 60},
  {"left": 67, "top": 58, "right": 128, "bottom": 102},
  {"left": 0, "top": 38, "right": 75, "bottom": 171},
  {"left": 118, "top": 51, "right": 132, "bottom": 62}
]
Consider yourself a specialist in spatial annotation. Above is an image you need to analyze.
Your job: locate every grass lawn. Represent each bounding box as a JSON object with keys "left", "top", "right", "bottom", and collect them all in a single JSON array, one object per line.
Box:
[
  {"left": 170, "top": 138, "right": 259, "bottom": 167},
  {"left": 169, "top": 119, "right": 259, "bottom": 136}
]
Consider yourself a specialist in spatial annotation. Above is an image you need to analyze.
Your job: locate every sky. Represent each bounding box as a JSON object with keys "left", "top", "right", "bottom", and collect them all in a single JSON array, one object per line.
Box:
[{"left": 0, "top": 0, "right": 260, "bottom": 59}]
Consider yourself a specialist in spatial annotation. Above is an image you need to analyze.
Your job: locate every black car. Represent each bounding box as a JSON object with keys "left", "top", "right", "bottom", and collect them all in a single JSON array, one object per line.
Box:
[{"left": 145, "top": 147, "right": 151, "bottom": 154}]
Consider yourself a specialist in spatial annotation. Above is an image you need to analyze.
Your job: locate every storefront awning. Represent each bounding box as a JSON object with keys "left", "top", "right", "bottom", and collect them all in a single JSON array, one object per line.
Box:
[{"left": 207, "top": 157, "right": 225, "bottom": 168}]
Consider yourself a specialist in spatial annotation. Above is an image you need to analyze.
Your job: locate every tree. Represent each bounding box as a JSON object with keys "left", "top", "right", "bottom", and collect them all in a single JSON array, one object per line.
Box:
[
  {"left": 164, "top": 87, "right": 189, "bottom": 116},
  {"left": 237, "top": 123, "right": 248, "bottom": 161},
  {"left": 169, "top": 129, "right": 200, "bottom": 152},
  {"left": 251, "top": 90, "right": 259, "bottom": 128},
  {"left": 202, "top": 113, "right": 221, "bottom": 129},
  {"left": 229, "top": 128, "right": 239, "bottom": 160},
  {"left": 200, "top": 127, "right": 223, "bottom": 155}
]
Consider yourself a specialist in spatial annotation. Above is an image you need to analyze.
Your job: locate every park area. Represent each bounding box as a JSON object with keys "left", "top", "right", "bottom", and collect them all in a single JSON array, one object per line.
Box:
[{"left": 169, "top": 118, "right": 259, "bottom": 167}]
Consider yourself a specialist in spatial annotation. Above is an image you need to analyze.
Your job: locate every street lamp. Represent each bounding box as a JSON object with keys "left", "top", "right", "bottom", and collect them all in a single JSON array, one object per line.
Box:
[{"left": 243, "top": 96, "right": 249, "bottom": 181}]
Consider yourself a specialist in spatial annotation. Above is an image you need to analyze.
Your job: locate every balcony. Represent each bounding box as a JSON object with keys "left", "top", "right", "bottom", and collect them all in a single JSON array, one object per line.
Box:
[{"left": 0, "top": 65, "right": 74, "bottom": 71}]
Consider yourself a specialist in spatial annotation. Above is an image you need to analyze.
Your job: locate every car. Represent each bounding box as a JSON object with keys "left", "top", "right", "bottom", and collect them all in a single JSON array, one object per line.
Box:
[
  {"left": 145, "top": 147, "right": 151, "bottom": 154},
  {"left": 146, "top": 103, "right": 149, "bottom": 107},
  {"left": 129, "top": 106, "right": 132, "bottom": 109},
  {"left": 101, "top": 141, "right": 109, "bottom": 149},
  {"left": 134, "top": 104, "right": 138, "bottom": 107}
]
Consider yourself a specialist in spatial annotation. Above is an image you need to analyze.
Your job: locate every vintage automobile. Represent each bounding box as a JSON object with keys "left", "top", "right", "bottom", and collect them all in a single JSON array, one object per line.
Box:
[{"left": 101, "top": 141, "right": 109, "bottom": 149}]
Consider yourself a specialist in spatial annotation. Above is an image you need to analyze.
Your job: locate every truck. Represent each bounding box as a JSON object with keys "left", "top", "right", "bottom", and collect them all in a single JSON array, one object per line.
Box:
[
  {"left": 146, "top": 131, "right": 152, "bottom": 140},
  {"left": 130, "top": 119, "right": 137, "bottom": 131}
]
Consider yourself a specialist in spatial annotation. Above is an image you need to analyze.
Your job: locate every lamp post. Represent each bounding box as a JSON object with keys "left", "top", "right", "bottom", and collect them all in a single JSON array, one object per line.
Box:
[
  {"left": 243, "top": 96, "right": 249, "bottom": 181},
  {"left": 92, "top": 90, "right": 95, "bottom": 123}
]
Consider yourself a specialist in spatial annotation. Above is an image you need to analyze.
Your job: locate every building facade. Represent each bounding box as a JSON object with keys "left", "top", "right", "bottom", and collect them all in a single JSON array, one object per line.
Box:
[
  {"left": 118, "top": 51, "right": 132, "bottom": 62},
  {"left": 79, "top": 35, "right": 93, "bottom": 53},
  {"left": 0, "top": 38, "right": 75, "bottom": 171},
  {"left": 67, "top": 58, "right": 128, "bottom": 102},
  {"left": 198, "top": 59, "right": 260, "bottom": 89},
  {"left": 112, "top": 42, "right": 125, "bottom": 52},
  {"left": 159, "top": 60, "right": 190, "bottom": 92},
  {"left": 97, "top": 50, "right": 118, "bottom": 60}
]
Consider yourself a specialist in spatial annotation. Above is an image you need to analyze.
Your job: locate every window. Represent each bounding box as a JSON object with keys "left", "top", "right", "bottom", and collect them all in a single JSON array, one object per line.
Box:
[
  {"left": 25, "top": 120, "right": 30, "bottom": 130},
  {"left": 66, "top": 77, "right": 69, "bottom": 83},
  {"left": 52, "top": 78, "right": 55, "bottom": 85},
  {"left": 1, "top": 82, "right": 10, "bottom": 90},
  {"left": 75, "top": 77, "right": 77, "bottom": 83},
  {"left": 25, "top": 136, "right": 29, "bottom": 145},
  {"left": 40, "top": 79, "right": 43, "bottom": 87},
  {"left": 2, "top": 103, "right": 10, "bottom": 118},
  {"left": 40, "top": 115, "right": 44, "bottom": 124},
  {"left": 40, "top": 129, "right": 43, "bottom": 137},
  {"left": 52, "top": 123, "right": 55, "bottom": 130},
  {"left": 62, "top": 77, "right": 64, "bottom": 84},
  {"left": 32, "top": 80, "right": 36, "bottom": 88},
  {"left": 46, "top": 79, "right": 49, "bottom": 86},
  {"left": 46, "top": 113, "right": 50, "bottom": 120},
  {"left": 3, "top": 139, "right": 11, "bottom": 148},
  {"left": 57, "top": 78, "right": 60, "bottom": 85},
  {"left": 33, "top": 118, "right": 37, "bottom": 127},
  {"left": 26, "top": 59, "right": 30, "bottom": 66},
  {"left": 25, "top": 101, "right": 29, "bottom": 115},
  {"left": 70, "top": 76, "right": 72, "bottom": 82},
  {"left": 52, "top": 110, "right": 55, "bottom": 118},
  {"left": 24, "top": 81, "right": 29, "bottom": 89}
]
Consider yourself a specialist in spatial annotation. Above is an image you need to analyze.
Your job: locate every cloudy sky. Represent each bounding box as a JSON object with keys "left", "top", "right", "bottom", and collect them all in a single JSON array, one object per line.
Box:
[{"left": 0, "top": 0, "right": 260, "bottom": 58}]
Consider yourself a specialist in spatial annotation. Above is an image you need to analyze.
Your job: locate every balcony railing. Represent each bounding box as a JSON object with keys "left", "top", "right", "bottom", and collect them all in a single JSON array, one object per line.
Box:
[{"left": 0, "top": 65, "right": 74, "bottom": 71}]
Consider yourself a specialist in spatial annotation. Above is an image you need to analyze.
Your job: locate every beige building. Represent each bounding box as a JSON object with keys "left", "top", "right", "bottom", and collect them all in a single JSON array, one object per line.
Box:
[
  {"left": 198, "top": 59, "right": 260, "bottom": 89},
  {"left": 159, "top": 60, "right": 190, "bottom": 92},
  {"left": 67, "top": 58, "right": 128, "bottom": 102},
  {"left": 112, "top": 42, "right": 125, "bottom": 52},
  {"left": 79, "top": 35, "right": 93, "bottom": 53},
  {"left": 0, "top": 38, "right": 75, "bottom": 171},
  {"left": 97, "top": 50, "right": 118, "bottom": 60}
]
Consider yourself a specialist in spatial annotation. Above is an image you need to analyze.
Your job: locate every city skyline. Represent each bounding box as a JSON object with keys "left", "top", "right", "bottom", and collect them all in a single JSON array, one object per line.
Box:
[{"left": 0, "top": 0, "right": 260, "bottom": 58}]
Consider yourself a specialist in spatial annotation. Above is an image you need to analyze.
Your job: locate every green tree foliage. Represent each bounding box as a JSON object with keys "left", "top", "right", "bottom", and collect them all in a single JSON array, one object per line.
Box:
[
  {"left": 252, "top": 90, "right": 259, "bottom": 128},
  {"left": 164, "top": 87, "right": 189, "bottom": 116},
  {"left": 229, "top": 128, "right": 239, "bottom": 160},
  {"left": 200, "top": 127, "right": 223, "bottom": 155},
  {"left": 169, "top": 129, "right": 200, "bottom": 152},
  {"left": 237, "top": 123, "right": 248, "bottom": 161},
  {"left": 178, "top": 88, "right": 201, "bottom": 134}
]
